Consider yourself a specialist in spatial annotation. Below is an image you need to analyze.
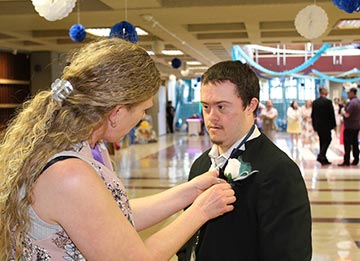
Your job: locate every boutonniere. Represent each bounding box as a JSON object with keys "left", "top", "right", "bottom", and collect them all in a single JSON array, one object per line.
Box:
[{"left": 224, "top": 158, "right": 259, "bottom": 183}]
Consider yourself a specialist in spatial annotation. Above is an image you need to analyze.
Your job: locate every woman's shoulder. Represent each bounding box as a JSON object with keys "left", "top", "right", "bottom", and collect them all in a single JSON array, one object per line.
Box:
[{"left": 32, "top": 157, "right": 104, "bottom": 224}]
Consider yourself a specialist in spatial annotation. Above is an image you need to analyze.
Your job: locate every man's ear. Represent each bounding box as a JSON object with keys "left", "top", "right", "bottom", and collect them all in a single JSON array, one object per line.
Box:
[{"left": 247, "top": 98, "right": 259, "bottom": 114}]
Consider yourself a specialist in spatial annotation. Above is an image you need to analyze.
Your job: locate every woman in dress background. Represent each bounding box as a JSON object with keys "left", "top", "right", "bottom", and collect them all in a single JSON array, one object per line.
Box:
[
  {"left": 286, "top": 100, "right": 302, "bottom": 147},
  {"left": 333, "top": 97, "right": 344, "bottom": 140},
  {"left": 301, "top": 99, "right": 316, "bottom": 147}
]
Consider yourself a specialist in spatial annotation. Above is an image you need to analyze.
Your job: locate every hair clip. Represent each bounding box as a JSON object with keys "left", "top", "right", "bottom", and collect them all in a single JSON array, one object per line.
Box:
[{"left": 51, "top": 78, "right": 73, "bottom": 103}]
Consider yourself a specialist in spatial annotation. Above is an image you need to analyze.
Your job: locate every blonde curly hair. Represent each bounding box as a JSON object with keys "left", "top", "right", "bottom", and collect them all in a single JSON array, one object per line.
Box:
[{"left": 0, "top": 38, "right": 160, "bottom": 260}]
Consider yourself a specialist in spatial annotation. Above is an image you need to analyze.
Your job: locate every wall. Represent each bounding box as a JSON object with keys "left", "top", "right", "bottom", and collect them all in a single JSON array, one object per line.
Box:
[
  {"left": 0, "top": 52, "right": 30, "bottom": 130},
  {"left": 30, "top": 51, "right": 66, "bottom": 94}
]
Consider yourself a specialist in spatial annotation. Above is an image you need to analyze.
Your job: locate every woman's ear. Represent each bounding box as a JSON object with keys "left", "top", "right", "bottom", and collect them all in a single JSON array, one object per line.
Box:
[{"left": 108, "top": 105, "right": 124, "bottom": 128}]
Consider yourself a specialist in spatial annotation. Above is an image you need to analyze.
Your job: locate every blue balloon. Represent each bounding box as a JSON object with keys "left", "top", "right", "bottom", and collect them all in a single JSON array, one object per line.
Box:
[
  {"left": 171, "top": 58, "right": 182, "bottom": 69},
  {"left": 333, "top": 0, "right": 360, "bottom": 13},
  {"left": 110, "top": 21, "right": 138, "bottom": 43},
  {"left": 69, "top": 24, "right": 86, "bottom": 42}
]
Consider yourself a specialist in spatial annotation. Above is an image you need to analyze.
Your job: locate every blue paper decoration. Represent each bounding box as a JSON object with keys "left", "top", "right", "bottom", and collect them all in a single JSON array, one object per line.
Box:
[
  {"left": 171, "top": 58, "right": 182, "bottom": 69},
  {"left": 232, "top": 43, "right": 331, "bottom": 76},
  {"left": 110, "top": 21, "right": 138, "bottom": 43},
  {"left": 196, "top": 76, "right": 201, "bottom": 82},
  {"left": 312, "top": 69, "right": 360, "bottom": 83},
  {"left": 333, "top": 0, "right": 360, "bottom": 13},
  {"left": 69, "top": 24, "right": 86, "bottom": 42}
]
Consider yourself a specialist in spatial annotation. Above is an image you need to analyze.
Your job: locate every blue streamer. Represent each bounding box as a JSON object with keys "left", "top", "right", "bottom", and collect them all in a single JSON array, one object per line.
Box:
[
  {"left": 336, "top": 68, "right": 360, "bottom": 77},
  {"left": 232, "top": 43, "right": 331, "bottom": 76},
  {"left": 311, "top": 69, "right": 360, "bottom": 83}
]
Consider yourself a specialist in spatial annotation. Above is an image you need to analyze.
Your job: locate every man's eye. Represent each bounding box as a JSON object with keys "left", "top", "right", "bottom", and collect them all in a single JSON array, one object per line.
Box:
[{"left": 218, "top": 105, "right": 225, "bottom": 110}]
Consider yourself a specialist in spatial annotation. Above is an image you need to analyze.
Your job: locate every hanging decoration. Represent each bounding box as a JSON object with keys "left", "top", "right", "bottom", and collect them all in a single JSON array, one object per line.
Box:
[
  {"left": 171, "top": 58, "right": 182, "bottom": 69},
  {"left": 169, "top": 74, "right": 177, "bottom": 81},
  {"left": 69, "top": 1, "right": 86, "bottom": 42},
  {"left": 232, "top": 43, "right": 331, "bottom": 76},
  {"left": 311, "top": 69, "right": 360, "bottom": 83},
  {"left": 109, "top": 0, "right": 138, "bottom": 44},
  {"left": 294, "top": 5, "right": 329, "bottom": 40},
  {"left": 109, "top": 21, "right": 138, "bottom": 43},
  {"left": 69, "top": 24, "right": 86, "bottom": 42},
  {"left": 332, "top": 0, "right": 360, "bottom": 13},
  {"left": 32, "top": 0, "right": 77, "bottom": 21},
  {"left": 180, "top": 69, "right": 190, "bottom": 77}
]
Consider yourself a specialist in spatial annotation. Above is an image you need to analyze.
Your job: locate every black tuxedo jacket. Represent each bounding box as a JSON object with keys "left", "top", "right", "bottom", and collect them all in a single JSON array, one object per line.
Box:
[
  {"left": 311, "top": 96, "right": 336, "bottom": 132},
  {"left": 178, "top": 134, "right": 312, "bottom": 261}
]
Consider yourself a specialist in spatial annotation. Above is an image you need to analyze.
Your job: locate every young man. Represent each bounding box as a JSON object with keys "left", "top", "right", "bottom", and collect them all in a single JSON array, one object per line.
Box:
[
  {"left": 178, "top": 61, "right": 312, "bottom": 261},
  {"left": 311, "top": 87, "right": 336, "bottom": 165}
]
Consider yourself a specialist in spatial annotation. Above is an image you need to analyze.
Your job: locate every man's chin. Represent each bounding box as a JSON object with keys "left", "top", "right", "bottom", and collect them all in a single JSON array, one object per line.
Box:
[{"left": 209, "top": 136, "right": 223, "bottom": 146}]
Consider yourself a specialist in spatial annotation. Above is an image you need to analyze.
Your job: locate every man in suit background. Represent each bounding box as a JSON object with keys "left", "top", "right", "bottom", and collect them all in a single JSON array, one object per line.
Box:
[
  {"left": 311, "top": 87, "right": 336, "bottom": 165},
  {"left": 338, "top": 87, "right": 360, "bottom": 166},
  {"left": 177, "top": 61, "right": 312, "bottom": 261}
]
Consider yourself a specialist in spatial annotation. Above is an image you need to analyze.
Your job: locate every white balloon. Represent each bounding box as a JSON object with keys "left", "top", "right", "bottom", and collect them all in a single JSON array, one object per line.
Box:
[
  {"left": 32, "top": 0, "right": 77, "bottom": 21},
  {"left": 294, "top": 5, "right": 328, "bottom": 40},
  {"left": 169, "top": 74, "right": 177, "bottom": 81},
  {"left": 180, "top": 69, "right": 190, "bottom": 77}
]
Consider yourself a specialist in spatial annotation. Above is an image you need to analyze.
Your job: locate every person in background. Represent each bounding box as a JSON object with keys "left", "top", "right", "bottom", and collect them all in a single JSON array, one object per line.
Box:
[
  {"left": 311, "top": 87, "right": 336, "bottom": 166},
  {"left": 338, "top": 87, "right": 360, "bottom": 166},
  {"left": 286, "top": 100, "right": 302, "bottom": 147},
  {"left": 166, "top": 100, "right": 175, "bottom": 133},
  {"left": 301, "top": 100, "right": 316, "bottom": 147},
  {"left": 0, "top": 38, "right": 236, "bottom": 260},
  {"left": 255, "top": 102, "right": 265, "bottom": 131},
  {"left": 333, "top": 97, "right": 343, "bottom": 139},
  {"left": 260, "top": 99, "right": 278, "bottom": 141},
  {"left": 177, "top": 61, "right": 312, "bottom": 261}
]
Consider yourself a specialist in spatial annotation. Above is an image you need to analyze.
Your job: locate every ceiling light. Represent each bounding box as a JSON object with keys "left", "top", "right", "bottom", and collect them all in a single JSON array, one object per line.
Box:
[
  {"left": 335, "top": 19, "right": 360, "bottom": 29},
  {"left": 86, "top": 28, "right": 110, "bottom": 37},
  {"left": 161, "top": 50, "right": 184, "bottom": 56},
  {"left": 135, "top": 27, "right": 148, "bottom": 35},
  {"left": 186, "top": 61, "right": 202, "bottom": 65},
  {"left": 188, "top": 66, "right": 209, "bottom": 70},
  {"left": 86, "top": 27, "right": 148, "bottom": 37}
]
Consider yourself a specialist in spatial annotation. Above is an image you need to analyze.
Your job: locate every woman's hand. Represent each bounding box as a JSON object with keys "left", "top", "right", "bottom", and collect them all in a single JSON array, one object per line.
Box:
[
  {"left": 191, "top": 182, "right": 236, "bottom": 221},
  {"left": 189, "top": 170, "right": 225, "bottom": 196}
]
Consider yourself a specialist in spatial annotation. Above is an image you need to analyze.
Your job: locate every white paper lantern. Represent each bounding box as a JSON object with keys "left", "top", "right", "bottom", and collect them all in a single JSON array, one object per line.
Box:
[
  {"left": 294, "top": 5, "right": 328, "bottom": 40},
  {"left": 180, "top": 69, "right": 190, "bottom": 77},
  {"left": 32, "top": 0, "right": 77, "bottom": 21},
  {"left": 169, "top": 74, "right": 177, "bottom": 81}
]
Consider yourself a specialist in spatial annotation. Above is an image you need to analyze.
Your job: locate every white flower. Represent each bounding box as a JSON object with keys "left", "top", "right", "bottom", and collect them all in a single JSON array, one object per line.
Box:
[
  {"left": 224, "top": 158, "right": 241, "bottom": 181},
  {"left": 224, "top": 158, "right": 259, "bottom": 183}
]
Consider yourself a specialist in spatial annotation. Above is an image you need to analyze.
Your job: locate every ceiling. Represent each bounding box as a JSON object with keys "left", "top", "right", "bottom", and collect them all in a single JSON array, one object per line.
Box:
[{"left": 0, "top": 0, "right": 360, "bottom": 78}]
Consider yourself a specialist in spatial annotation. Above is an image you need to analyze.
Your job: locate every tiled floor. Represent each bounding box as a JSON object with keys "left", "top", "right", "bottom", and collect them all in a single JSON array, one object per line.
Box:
[{"left": 113, "top": 131, "right": 360, "bottom": 261}]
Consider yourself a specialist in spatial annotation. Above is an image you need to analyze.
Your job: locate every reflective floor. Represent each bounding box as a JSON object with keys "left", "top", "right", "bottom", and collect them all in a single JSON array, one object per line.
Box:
[{"left": 113, "top": 131, "right": 360, "bottom": 261}]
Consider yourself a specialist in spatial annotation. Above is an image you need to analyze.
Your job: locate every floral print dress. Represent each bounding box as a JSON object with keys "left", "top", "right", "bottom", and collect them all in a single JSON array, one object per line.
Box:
[{"left": 20, "top": 142, "right": 133, "bottom": 260}]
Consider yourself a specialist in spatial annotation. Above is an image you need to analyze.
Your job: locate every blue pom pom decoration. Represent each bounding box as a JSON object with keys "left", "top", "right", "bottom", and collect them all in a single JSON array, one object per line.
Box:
[
  {"left": 69, "top": 24, "right": 86, "bottom": 42},
  {"left": 110, "top": 21, "right": 138, "bottom": 43},
  {"left": 333, "top": 0, "right": 360, "bottom": 13},
  {"left": 196, "top": 76, "right": 201, "bottom": 82},
  {"left": 171, "top": 58, "right": 182, "bottom": 69}
]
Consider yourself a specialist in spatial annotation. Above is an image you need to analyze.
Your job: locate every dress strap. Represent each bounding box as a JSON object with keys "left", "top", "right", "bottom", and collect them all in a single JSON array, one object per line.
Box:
[{"left": 42, "top": 155, "right": 78, "bottom": 173}]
